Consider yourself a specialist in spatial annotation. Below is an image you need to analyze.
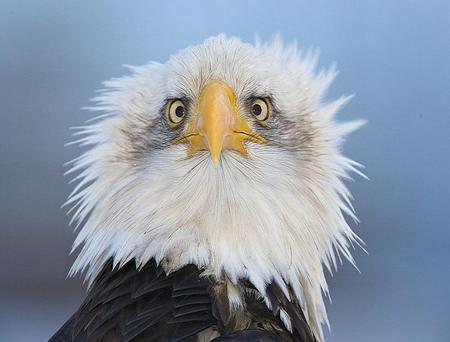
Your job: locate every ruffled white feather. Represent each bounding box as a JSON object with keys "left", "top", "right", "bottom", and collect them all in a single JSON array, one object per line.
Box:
[{"left": 65, "top": 35, "right": 364, "bottom": 342}]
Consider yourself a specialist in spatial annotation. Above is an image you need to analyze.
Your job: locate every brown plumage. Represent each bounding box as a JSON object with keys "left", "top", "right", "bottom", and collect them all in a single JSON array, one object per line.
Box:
[{"left": 50, "top": 259, "right": 316, "bottom": 341}]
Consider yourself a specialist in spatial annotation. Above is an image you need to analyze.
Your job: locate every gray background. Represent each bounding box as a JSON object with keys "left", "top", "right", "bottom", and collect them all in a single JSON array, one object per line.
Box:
[{"left": 1, "top": 0, "right": 449, "bottom": 341}]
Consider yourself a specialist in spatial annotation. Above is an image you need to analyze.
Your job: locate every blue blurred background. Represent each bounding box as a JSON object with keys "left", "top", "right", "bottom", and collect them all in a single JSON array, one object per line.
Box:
[{"left": 1, "top": 1, "right": 449, "bottom": 341}]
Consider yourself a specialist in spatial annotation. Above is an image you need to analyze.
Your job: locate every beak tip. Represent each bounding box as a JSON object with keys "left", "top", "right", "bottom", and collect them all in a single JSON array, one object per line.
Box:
[{"left": 211, "top": 155, "right": 221, "bottom": 167}]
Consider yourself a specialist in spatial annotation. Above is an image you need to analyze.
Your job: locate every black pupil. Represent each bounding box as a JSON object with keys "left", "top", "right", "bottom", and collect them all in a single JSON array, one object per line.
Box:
[
  {"left": 175, "top": 105, "right": 184, "bottom": 118},
  {"left": 252, "top": 103, "right": 262, "bottom": 116}
]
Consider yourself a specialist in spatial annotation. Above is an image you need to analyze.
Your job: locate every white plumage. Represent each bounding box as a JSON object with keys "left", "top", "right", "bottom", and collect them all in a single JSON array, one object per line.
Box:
[{"left": 66, "top": 35, "right": 364, "bottom": 341}]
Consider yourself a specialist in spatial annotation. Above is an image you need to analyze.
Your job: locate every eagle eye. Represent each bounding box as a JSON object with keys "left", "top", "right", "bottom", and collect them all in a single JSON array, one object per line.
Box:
[
  {"left": 251, "top": 98, "right": 271, "bottom": 123},
  {"left": 167, "top": 99, "right": 186, "bottom": 126}
]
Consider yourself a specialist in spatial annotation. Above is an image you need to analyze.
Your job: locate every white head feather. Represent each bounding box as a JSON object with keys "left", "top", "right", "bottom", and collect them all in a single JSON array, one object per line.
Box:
[{"left": 66, "top": 35, "right": 365, "bottom": 341}]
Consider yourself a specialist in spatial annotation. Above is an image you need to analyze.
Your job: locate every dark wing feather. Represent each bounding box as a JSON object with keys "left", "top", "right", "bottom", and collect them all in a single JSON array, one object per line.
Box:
[
  {"left": 50, "top": 259, "right": 316, "bottom": 342},
  {"left": 49, "top": 259, "right": 215, "bottom": 342},
  {"left": 211, "top": 329, "right": 281, "bottom": 341},
  {"left": 266, "top": 283, "right": 317, "bottom": 342}
]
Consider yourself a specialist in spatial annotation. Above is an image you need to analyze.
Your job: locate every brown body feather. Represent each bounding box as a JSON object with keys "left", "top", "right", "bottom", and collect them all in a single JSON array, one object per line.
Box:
[{"left": 50, "top": 259, "right": 317, "bottom": 342}]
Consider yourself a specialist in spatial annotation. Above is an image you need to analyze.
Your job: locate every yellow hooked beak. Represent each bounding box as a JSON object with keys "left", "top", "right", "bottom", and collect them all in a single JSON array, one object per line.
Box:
[{"left": 173, "top": 80, "right": 266, "bottom": 166}]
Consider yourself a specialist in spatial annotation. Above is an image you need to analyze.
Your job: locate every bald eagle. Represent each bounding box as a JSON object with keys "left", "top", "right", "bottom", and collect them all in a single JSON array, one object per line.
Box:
[{"left": 51, "top": 35, "right": 365, "bottom": 342}]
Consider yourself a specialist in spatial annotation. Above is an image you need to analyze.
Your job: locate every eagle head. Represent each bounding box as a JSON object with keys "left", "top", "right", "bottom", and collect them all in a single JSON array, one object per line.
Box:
[{"left": 67, "top": 34, "right": 364, "bottom": 341}]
